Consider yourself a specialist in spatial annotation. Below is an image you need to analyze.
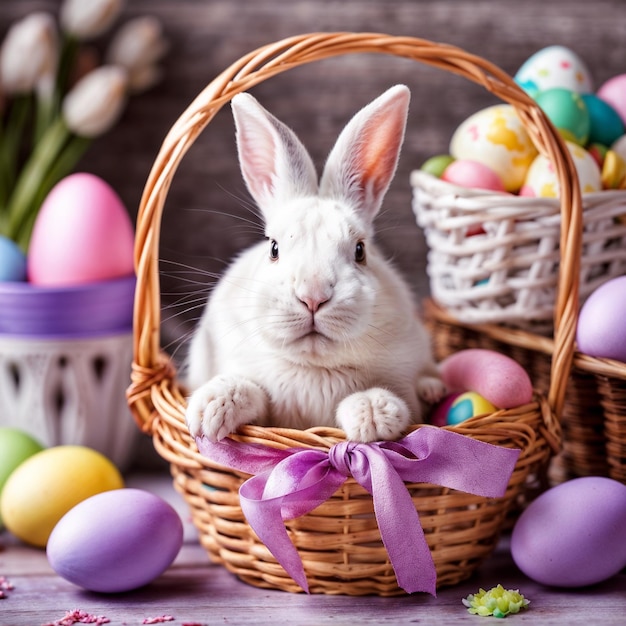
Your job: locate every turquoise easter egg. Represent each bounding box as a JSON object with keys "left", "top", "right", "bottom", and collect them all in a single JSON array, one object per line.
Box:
[
  {"left": 581, "top": 94, "right": 625, "bottom": 147},
  {"left": 446, "top": 392, "right": 498, "bottom": 426},
  {"left": 535, "top": 88, "right": 590, "bottom": 146}
]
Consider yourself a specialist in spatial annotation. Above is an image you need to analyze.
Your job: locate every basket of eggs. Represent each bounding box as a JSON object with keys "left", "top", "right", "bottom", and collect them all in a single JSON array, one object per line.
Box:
[
  {"left": 412, "top": 45, "right": 626, "bottom": 485},
  {"left": 127, "top": 33, "right": 582, "bottom": 596}
]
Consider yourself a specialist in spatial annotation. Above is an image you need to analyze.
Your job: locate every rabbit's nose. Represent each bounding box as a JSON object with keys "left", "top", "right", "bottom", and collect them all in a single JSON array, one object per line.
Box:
[{"left": 298, "top": 294, "right": 330, "bottom": 313}]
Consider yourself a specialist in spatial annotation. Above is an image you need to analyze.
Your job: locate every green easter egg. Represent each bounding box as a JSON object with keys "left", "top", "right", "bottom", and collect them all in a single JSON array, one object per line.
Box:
[
  {"left": 421, "top": 154, "right": 455, "bottom": 178},
  {"left": 535, "top": 88, "right": 590, "bottom": 146},
  {"left": 0, "top": 427, "right": 45, "bottom": 527}
]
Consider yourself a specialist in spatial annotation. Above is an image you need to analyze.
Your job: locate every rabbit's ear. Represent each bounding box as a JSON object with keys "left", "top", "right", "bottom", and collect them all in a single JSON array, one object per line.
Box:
[
  {"left": 231, "top": 93, "right": 318, "bottom": 218},
  {"left": 319, "top": 85, "right": 410, "bottom": 223}
]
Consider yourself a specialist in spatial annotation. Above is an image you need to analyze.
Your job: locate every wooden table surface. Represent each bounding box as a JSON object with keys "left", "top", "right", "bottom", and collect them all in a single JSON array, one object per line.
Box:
[{"left": 1, "top": 472, "right": 625, "bottom": 626}]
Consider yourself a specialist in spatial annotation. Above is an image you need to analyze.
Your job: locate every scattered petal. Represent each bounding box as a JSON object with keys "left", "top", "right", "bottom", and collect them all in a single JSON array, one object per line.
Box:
[{"left": 463, "top": 585, "right": 530, "bottom": 618}]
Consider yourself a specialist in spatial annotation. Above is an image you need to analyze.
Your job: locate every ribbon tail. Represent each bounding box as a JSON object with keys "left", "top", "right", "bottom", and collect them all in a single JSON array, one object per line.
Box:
[
  {"left": 366, "top": 448, "right": 437, "bottom": 596},
  {"left": 239, "top": 473, "right": 311, "bottom": 593}
]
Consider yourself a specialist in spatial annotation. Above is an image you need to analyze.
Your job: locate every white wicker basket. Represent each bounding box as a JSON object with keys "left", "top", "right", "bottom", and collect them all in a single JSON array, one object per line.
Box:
[
  {"left": 412, "top": 170, "right": 626, "bottom": 331},
  {"left": 0, "top": 332, "right": 137, "bottom": 469}
]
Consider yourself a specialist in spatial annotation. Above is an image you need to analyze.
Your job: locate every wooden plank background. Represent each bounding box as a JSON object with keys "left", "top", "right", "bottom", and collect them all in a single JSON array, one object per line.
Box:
[{"left": 2, "top": 0, "right": 626, "bottom": 365}]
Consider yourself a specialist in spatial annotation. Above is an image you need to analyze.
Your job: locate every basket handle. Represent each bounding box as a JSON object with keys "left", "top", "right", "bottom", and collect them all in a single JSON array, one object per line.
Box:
[{"left": 127, "top": 32, "right": 582, "bottom": 431}]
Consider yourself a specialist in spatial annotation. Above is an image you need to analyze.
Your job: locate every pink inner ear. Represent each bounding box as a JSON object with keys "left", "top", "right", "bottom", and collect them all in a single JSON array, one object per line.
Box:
[
  {"left": 237, "top": 121, "right": 278, "bottom": 202},
  {"left": 359, "top": 109, "right": 406, "bottom": 198}
]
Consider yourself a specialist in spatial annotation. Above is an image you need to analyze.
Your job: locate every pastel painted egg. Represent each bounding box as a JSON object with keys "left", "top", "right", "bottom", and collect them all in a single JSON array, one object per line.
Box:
[
  {"left": 597, "top": 73, "right": 626, "bottom": 125},
  {"left": 535, "top": 88, "right": 589, "bottom": 146},
  {"left": 439, "top": 348, "right": 533, "bottom": 408},
  {"left": 421, "top": 154, "right": 455, "bottom": 178},
  {"left": 441, "top": 159, "right": 506, "bottom": 192},
  {"left": 601, "top": 150, "right": 626, "bottom": 189},
  {"left": 27, "top": 173, "right": 135, "bottom": 286},
  {"left": 0, "top": 428, "right": 44, "bottom": 527},
  {"left": 514, "top": 45, "right": 593, "bottom": 97},
  {"left": 581, "top": 94, "right": 625, "bottom": 147},
  {"left": 0, "top": 235, "right": 27, "bottom": 282},
  {"left": 577, "top": 275, "right": 626, "bottom": 361},
  {"left": 446, "top": 392, "right": 498, "bottom": 425},
  {"left": 0, "top": 445, "right": 124, "bottom": 547},
  {"left": 511, "top": 477, "right": 626, "bottom": 587},
  {"left": 47, "top": 489, "right": 183, "bottom": 593},
  {"left": 450, "top": 105, "right": 538, "bottom": 192},
  {"left": 521, "top": 141, "right": 601, "bottom": 197}
]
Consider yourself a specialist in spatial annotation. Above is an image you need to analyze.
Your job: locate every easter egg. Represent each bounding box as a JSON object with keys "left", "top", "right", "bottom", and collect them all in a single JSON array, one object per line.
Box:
[
  {"left": 521, "top": 141, "right": 601, "bottom": 197},
  {"left": 601, "top": 150, "right": 626, "bottom": 189},
  {"left": 535, "top": 88, "right": 589, "bottom": 146},
  {"left": 441, "top": 159, "right": 506, "bottom": 192},
  {"left": 577, "top": 275, "right": 626, "bottom": 361},
  {"left": 0, "top": 235, "right": 27, "bottom": 282},
  {"left": 514, "top": 45, "right": 593, "bottom": 97},
  {"left": 450, "top": 105, "right": 538, "bottom": 192},
  {"left": 587, "top": 142, "right": 608, "bottom": 168},
  {"left": 429, "top": 393, "right": 462, "bottom": 427},
  {"left": 421, "top": 154, "right": 455, "bottom": 178},
  {"left": 47, "top": 489, "right": 183, "bottom": 593},
  {"left": 581, "top": 94, "right": 625, "bottom": 147},
  {"left": 27, "top": 173, "right": 135, "bottom": 286},
  {"left": 0, "top": 428, "right": 44, "bottom": 527},
  {"left": 597, "top": 73, "right": 626, "bottom": 126},
  {"left": 439, "top": 349, "right": 533, "bottom": 408},
  {"left": 511, "top": 477, "right": 626, "bottom": 587},
  {"left": 446, "top": 392, "right": 498, "bottom": 425},
  {"left": 0, "top": 445, "right": 124, "bottom": 547}
]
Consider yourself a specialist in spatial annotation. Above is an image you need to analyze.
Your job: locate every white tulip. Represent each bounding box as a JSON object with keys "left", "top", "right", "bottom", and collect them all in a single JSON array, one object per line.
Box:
[
  {"left": 60, "top": 0, "right": 125, "bottom": 40},
  {"left": 0, "top": 12, "right": 58, "bottom": 95},
  {"left": 62, "top": 65, "right": 128, "bottom": 137},
  {"left": 106, "top": 16, "right": 168, "bottom": 93}
]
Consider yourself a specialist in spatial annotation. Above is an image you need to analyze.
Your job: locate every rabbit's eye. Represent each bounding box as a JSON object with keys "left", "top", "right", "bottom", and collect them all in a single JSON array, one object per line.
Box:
[
  {"left": 355, "top": 240, "right": 366, "bottom": 263},
  {"left": 269, "top": 239, "right": 279, "bottom": 260}
]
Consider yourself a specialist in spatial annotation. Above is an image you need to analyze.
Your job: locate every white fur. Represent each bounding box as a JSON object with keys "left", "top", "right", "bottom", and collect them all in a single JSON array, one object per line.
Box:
[{"left": 185, "top": 85, "right": 445, "bottom": 443}]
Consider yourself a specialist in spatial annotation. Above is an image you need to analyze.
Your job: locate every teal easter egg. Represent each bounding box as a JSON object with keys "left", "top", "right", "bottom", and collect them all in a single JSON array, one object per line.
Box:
[
  {"left": 535, "top": 88, "right": 590, "bottom": 146},
  {"left": 581, "top": 94, "right": 625, "bottom": 147},
  {"left": 446, "top": 392, "right": 498, "bottom": 426}
]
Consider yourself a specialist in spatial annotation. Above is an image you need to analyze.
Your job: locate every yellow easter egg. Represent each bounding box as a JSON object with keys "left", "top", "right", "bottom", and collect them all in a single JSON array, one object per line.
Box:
[
  {"left": 450, "top": 105, "right": 538, "bottom": 192},
  {"left": 521, "top": 141, "right": 601, "bottom": 198},
  {"left": 0, "top": 445, "right": 124, "bottom": 547}
]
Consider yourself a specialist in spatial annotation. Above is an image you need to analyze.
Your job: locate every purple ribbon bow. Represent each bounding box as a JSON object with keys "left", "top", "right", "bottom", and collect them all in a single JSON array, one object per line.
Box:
[{"left": 197, "top": 426, "right": 520, "bottom": 596}]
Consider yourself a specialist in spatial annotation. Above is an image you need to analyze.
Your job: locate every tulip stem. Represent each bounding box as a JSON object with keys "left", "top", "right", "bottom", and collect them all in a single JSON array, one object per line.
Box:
[
  {"left": 5, "top": 118, "right": 72, "bottom": 248},
  {"left": 14, "top": 134, "right": 91, "bottom": 250}
]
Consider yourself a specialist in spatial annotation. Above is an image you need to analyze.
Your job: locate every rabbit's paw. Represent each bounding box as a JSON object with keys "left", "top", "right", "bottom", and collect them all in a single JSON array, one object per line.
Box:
[
  {"left": 185, "top": 375, "right": 268, "bottom": 442},
  {"left": 336, "top": 388, "right": 411, "bottom": 442},
  {"left": 417, "top": 376, "right": 447, "bottom": 405}
]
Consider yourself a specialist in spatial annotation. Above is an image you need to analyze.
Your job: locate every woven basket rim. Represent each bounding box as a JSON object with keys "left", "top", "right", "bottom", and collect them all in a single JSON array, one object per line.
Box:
[{"left": 127, "top": 31, "right": 583, "bottom": 434}]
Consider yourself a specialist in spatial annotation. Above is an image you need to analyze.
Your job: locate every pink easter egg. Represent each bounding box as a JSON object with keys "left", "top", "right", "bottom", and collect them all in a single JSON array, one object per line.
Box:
[
  {"left": 439, "top": 349, "right": 533, "bottom": 409},
  {"left": 441, "top": 159, "right": 507, "bottom": 192},
  {"left": 28, "top": 173, "right": 135, "bottom": 286},
  {"left": 597, "top": 74, "right": 626, "bottom": 126}
]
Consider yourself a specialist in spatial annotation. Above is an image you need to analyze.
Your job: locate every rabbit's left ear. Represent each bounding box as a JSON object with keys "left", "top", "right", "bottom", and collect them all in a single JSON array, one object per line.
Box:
[{"left": 319, "top": 85, "right": 410, "bottom": 223}]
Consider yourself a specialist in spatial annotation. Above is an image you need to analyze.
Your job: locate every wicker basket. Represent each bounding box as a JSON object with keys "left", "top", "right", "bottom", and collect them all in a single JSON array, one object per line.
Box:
[
  {"left": 423, "top": 300, "right": 626, "bottom": 485},
  {"left": 412, "top": 171, "right": 626, "bottom": 333},
  {"left": 126, "top": 33, "right": 581, "bottom": 596}
]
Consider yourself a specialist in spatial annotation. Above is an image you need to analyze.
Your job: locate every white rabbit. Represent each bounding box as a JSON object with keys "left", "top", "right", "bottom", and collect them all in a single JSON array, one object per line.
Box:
[{"left": 185, "top": 84, "right": 446, "bottom": 443}]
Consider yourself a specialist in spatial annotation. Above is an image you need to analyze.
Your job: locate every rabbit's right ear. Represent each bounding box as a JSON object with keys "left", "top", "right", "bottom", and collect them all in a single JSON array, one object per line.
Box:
[{"left": 231, "top": 93, "right": 318, "bottom": 220}]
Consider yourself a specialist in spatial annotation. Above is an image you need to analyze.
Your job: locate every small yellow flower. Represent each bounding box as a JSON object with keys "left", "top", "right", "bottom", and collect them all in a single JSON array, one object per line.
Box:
[{"left": 462, "top": 584, "right": 530, "bottom": 618}]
